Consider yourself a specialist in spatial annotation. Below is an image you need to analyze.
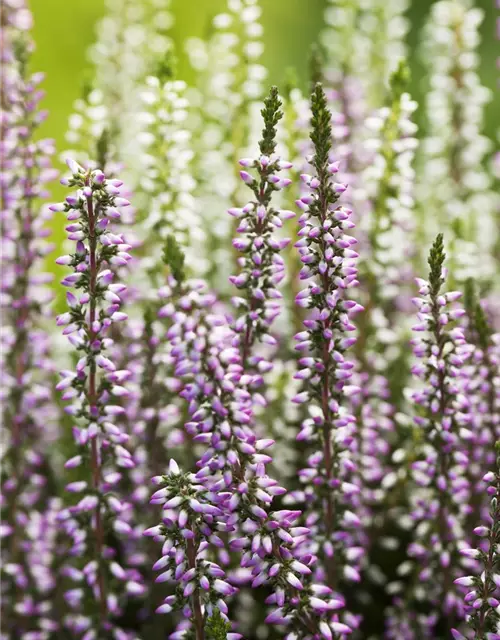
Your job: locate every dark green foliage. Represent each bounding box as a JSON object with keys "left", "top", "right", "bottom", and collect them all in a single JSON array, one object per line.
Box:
[
  {"left": 427, "top": 233, "right": 445, "bottom": 297},
  {"left": 96, "top": 128, "right": 110, "bottom": 171},
  {"left": 205, "top": 609, "right": 231, "bottom": 640},
  {"left": 283, "top": 67, "right": 299, "bottom": 99},
  {"left": 389, "top": 59, "right": 410, "bottom": 101},
  {"left": 258, "top": 86, "right": 283, "bottom": 157},
  {"left": 309, "top": 43, "right": 325, "bottom": 88},
  {"left": 464, "top": 279, "right": 492, "bottom": 352},
  {"left": 162, "top": 235, "right": 185, "bottom": 284},
  {"left": 81, "top": 73, "right": 94, "bottom": 102},
  {"left": 154, "top": 48, "right": 177, "bottom": 84},
  {"left": 310, "top": 83, "right": 332, "bottom": 174}
]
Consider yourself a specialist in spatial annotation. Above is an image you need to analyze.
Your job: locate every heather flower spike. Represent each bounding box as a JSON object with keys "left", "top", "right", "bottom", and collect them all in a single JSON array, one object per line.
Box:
[
  {"left": 453, "top": 443, "right": 500, "bottom": 639},
  {"left": 54, "top": 160, "right": 144, "bottom": 635},
  {"left": 1, "top": 2, "right": 60, "bottom": 634},
  {"left": 388, "top": 234, "right": 475, "bottom": 637},
  {"left": 230, "top": 85, "right": 293, "bottom": 366},
  {"left": 291, "top": 82, "right": 362, "bottom": 629},
  {"left": 462, "top": 280, "right": 500, "bottom": 478},
  {"left": 148, "top": 276, "right": 351, "bottom": 640}
]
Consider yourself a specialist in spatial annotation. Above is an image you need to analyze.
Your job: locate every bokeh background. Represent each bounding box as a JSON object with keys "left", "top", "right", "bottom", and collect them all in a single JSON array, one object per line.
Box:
[{"left": 32, "top": 0, "right": 499, "bottom": 161}]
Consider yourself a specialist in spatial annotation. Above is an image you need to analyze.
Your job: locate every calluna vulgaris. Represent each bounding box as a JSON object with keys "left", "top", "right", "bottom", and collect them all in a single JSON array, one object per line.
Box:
[{"left": 1, "top": 1, "right": 499, "bottom": 640}]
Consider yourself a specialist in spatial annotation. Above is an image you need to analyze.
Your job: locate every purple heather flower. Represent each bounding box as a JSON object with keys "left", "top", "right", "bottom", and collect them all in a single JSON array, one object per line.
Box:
[
  {"left": 0, "top": 3, "right": 60, "bottom": 635},
  {"left": 54, "top": 162, "right": 144, "bottom": 634},
  {"left": 452, "top": 462, "right": 500, "bottom": 637},
  {"left": 286, "top": 85, "right": 362, "bottom": 629},
  {"left": 229, "top": 86, "right": 293, "bottom": 367},
  {"left": 389, "top": 235, "right": 476, "bottom": 637},
  {"left": 148, "top": 271, "right": 350, "bottom": 639}
]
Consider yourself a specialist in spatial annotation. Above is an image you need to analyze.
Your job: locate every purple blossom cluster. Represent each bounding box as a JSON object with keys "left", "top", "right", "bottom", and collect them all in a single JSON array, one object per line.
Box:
[
  {"left": 452, "top": 462, "right": 500, "bottom": 640},
  {"left": 2, "top": 3, "right": 500, "bottom": 640},
  {"left": 146, "top": 275, "right": 352, "bottom": 639},
  {"left": 230, "top": 86, "right": 293, "bottom": 365},
  {"left": 51, "top": 160, "right": 145, "bottom": 637},
  {"left": 387, "top": 236, "right": 499, "bottom": 639},
  {"left": 290, "top": 86, "right": 364, "bottom": 624},
  {"left": 1, "top": 2, "right": 59, "bottom": 636}
]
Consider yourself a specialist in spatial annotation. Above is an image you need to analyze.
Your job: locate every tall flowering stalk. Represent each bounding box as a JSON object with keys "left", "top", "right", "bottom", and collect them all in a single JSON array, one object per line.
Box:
[
  {"left": 230, "top": 85, "right": 293, "bottom": 366},
  {"left": 291, "top": 84, "right": 364, "bottom": 603},
  {"left": 457, "top": 283, "right": 500, "bottom": 536},
  {"left": 1, "top": 2, "right": 59, "bottom": 635},
  {"left": 388, "top": 235, "right": 474, "bottom": 637},
  {"left": 89, "top": 0, "right": 173, "bottom": 186},
  {"left": 360, "top": 61, "right": 418, "bottom": 312},
  {"left": 145, "top": 92, "right": 349, "bottom": 639},
  {"left": 52, "top": 160, "right": 144, "bottom": 636},
  {"left": 453, "top": 447, "right": 500, "bottom": 640},
  {"left": 64, "top": 83, "right": 114, "bottom": 173},
  {"left": 463, "top": 284, "right": 500, "bottom": 452},
  {"left": 147, "top": 277, "right": 352, "bottom": 640},
  {"left": 419, "top": 0, "right": 498, "bottom": 284},
  {"left": 186, "top": 0, "right": 266, "bottom": 287},
  {"left": 321, "top": 0, "right": 409, "bottom": 109},
  {"left": 145, "top": 280, "right": 240, "bottom": 639},
  {"left": 137, "top": 69, "right": 203, "bottom": 280}
]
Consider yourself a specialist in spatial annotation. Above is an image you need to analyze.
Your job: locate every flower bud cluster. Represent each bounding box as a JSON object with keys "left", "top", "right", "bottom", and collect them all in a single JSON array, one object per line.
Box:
[
  {"left": 458, "top": 288, "right": 500, "bottom": 534},
  {"left": 148, "top": 277, "right": 352, "bottom": 639},
  {"left": 145, "top": 460, "right": 236, "bottom": 635}
]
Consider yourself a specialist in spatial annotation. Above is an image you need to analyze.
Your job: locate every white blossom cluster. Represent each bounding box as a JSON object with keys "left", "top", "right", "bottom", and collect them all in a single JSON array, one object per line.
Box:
[
  {"left": 89, "top": 0, "right": 174, "bottom": 187},
  {"left": 321, "top": 0, "right": 410, "bottom": 108},
  {"left": 419, "top": 0, "right": 499, "bottom": 284},
  {"left": 137, "top": 76, "right": 204, "bottom": 277},
  {"left": 185, "top": 0, "right": 267, "bottom": 287}
]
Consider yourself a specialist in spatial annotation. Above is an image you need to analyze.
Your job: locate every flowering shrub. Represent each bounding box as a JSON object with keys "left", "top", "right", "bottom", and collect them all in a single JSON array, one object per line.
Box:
[{"left": 1, "top": 1, "right": 499, "bottom": 639}]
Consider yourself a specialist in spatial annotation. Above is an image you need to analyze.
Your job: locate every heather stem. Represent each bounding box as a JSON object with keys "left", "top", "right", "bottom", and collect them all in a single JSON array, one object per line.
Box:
[
  {"left": 85, "top": 177, "right": 107, "bottom": 623},
  {"left": 186, "top": 537, "right": 205, "bottom": 640}
]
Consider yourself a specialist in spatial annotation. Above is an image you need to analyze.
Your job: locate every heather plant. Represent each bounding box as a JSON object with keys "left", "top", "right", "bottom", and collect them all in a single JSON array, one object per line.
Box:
[
  {"left": 1, "top": 3, "right": 60, "bottom": 635},
  {"left": 1, "top": 1, "right": 499, "bottom": 640}
]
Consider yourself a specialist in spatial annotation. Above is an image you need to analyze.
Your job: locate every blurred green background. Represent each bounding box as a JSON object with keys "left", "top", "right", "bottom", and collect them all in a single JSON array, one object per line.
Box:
[
  {"left": 32, "top": 0, "right": 499, "bottom": 155},
  {"left": 30, "top": 0, "right": 499, "bottom": 303}
]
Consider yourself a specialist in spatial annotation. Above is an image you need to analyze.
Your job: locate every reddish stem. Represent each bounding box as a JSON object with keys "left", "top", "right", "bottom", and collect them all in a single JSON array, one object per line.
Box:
[
  {"left": 85, "top": 176, "right": 107, "bottom": 623},
  {"left": 186, "top": 537, "right": 204, "bottom": 640}
]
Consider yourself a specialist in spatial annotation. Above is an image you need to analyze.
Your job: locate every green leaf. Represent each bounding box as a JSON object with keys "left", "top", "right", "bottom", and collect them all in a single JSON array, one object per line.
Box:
[
  {"left": 427, "top": 233, "right": 445, "bottom": 296},
  {"left": 162, "top": 235, "right": 186, "bottom": 284},
  {"left": 310, "top": 83, "right": 332, "bottom": 172},
  {"left": 154, "top": 48, "right": 177, "bottom": 83},
  {"left": 309, "top": 43, "right": 325, "bottom": 89},
  {"left": 259, "top": 85, "right": 283, "bottom": 157},
  {"left": 205, "top": 609, "right": 231, "bottom": 640},
  {"left": 389, "top": 59, "right": 410, "bottom": 101}
]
